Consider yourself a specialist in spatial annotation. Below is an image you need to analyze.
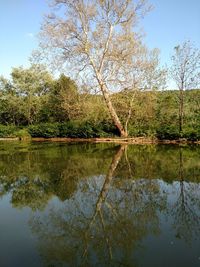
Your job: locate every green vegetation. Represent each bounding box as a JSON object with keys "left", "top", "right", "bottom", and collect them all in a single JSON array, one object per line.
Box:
[
  {"left": 0, "top": 125, "right": 18, "bottom": 138},
  {"left": 28, "top": 122, "right": 117, "bottom": 138},
  {"left": 0, "top": 141, "right": 199, "bottom": 266},
  {"left": 0, "top": 67, "right": 200, "bottom": 140},
  {"left": 0, "top": 143, "right": 200, "bottom": 207}
]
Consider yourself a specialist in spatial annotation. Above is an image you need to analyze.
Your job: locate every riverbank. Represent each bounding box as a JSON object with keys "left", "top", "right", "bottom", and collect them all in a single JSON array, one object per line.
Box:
[
  {"left": 0, "top": 137, "right": 200, "bottom": 144},
  {"left": 1, "top": 122, "right": 200, "bottom": 142}
]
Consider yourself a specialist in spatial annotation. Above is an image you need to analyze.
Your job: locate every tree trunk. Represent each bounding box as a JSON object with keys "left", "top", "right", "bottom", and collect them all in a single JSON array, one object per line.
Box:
[
  {"left": 92, "top": 145, "right": 125, "bottom": 220},
  {"left": 101, "top": 84, "right": 128, "bottom": 137},
  {"left": 179, "top": 148, "right": 185, "bottom": 206},
  {"left": 179, "top": 87, "right": 184, "bottom": 135},
  {"left": 89, "top": 59, "right": 128, "bottom": 137}
]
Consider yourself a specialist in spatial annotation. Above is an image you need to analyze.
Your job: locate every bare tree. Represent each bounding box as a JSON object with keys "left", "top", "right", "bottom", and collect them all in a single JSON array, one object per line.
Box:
[
  {"left": 38, "top": 0, "right": 153, "bottom": 137},
  {"left": 170, "top": 41, "right": 200, "bottom": 134}
]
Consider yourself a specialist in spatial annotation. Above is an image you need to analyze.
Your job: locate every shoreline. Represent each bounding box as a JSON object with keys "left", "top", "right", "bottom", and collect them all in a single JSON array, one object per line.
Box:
[{"left": 0, "top": 137, "right": 200, "bottom": 144}]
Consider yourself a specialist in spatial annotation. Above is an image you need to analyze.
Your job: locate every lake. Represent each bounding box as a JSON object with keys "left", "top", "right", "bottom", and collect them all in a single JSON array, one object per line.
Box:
[{"left": 0, "top": 142, "right": 199, "bottom": 267}]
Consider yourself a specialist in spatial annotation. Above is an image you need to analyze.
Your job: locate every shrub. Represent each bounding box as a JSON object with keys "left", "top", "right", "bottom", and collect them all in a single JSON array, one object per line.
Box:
[
  {"left": 128, "top": 125, "right": 142, "bottom": 137},
  {"left": 58, "top": 122, "right": 79, "bottom": 138},
  {"left": 58, "top": 121, "right": 118, "bottom": 138},
  {"left": 0, "top": 125, "right": 18, "bottom": 137},
  {"left": 156, "top": 125, "right": 180, "bottom": 140},
  {"left": 14, "top": 129, "right": 31, "bottom": 140},
  {"left": 96, "top": 121, "right": 119, "bottom": 137},
  {"left": 28, "top": 123, "right": 60, "bottom": 138},
  {"left": 182, "top": 127, "right": 200, "bottom": 141}
]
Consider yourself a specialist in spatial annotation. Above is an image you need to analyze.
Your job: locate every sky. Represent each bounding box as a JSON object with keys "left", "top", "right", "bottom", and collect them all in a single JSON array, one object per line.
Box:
[{"left": 0, "top": 0, "right": 200, "bottom": 79}]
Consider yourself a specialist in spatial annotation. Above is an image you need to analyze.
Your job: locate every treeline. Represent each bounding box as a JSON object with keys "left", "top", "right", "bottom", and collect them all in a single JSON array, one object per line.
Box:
[{"left": 0, "top": 65, "right": 200, "bottom": 140}]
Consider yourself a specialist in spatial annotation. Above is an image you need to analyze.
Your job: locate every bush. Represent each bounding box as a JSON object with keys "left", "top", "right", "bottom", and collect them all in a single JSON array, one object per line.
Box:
[
  {"left": 182, "top": 127, "right": 200, "bottom": 141},
  {"left": 128, "top": 124, "right": 157, "bottom": 138},
  {"left": 58, "top": 122, "right": 80, "bottom": 138},
  {"left": 0, "top": 125, "right": 18, "bottom": 137},
  {"left": 96, "top": 121, "right": 119, "bottom": 137},
  {"left": 59, "top": 121, "right": 117, "bottom": 138},
  {"left": 1, "top": 122, "right": 200, "bottom": 141},
  {"left": 28, "top": 123, "right": 60, "bottom": 138},
  {"left": 156, "top": 125, "right": 180, "bottom": 140},
  {"left": 15, "top": 129, "right": 31, "bottom": 140},
  {"left": 27, "top": 121, "right": 118, "bottom": 138},
  {"left": 128, "top": 125, "right": 142, "bottom": 137}
]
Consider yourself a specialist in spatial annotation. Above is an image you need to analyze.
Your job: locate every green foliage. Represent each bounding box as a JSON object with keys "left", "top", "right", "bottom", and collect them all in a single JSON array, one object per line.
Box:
[
  {"left": 47, "top": 74, "right": 81, "bottom": 122},
  {"left": 28, "top": 123, "right": 60, "bottom": 138},
  {"left": 0, "top": 125, "right": 18, "bottom": 137},
  {"left": 0, "top": 64, "right": 54, "bottom": 125},
  {"left": 128, "top": 125, "right": 145, "bottom": 137},
  {"left": 182, "top": 127, "right": 200, "bottom": 141},
  {"left": 27, "top": 122, "right": 118, "bottom": 138},
  {"left": 15, "top": 129, "right": 31, "bottom": 140},
  {"left": 156, "top": 125, "right": 180, "bottom": 140},
  {"left": 155, "top": 90, "right": 200, "bottom": 140},
  {"left": 58, "top": 122, "right": 99, "bottom": 138},
  {"left": 0, "top": 122, "right": 118, "bottom": 139},
  {"left": 1, "top": 63, "right": 200, "bottom": 140}
]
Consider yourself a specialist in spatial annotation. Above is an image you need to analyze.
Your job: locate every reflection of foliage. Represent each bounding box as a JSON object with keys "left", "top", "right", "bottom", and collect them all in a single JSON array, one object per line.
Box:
[
  {"left": 0, "top": 143, "right": 200, "bottom": 210},
  {"left": 170, "top": 149, "right": 200, "bottom": 243},
  {"left": 171, "top": 182, "right": 200, "bottom": 243},
  {"left": 28, "top": 146, "right": 166, "bottom": 267},
  {"left": 30, "top": 176, "right": 166, "bottom": 267},
  {"left": 0, "top": 143, "right": 114, "bottom": 209},
  {"left": 0, "top": 143, "right": 200, "bottom": 265},
  {"left": 115, "top": 145, "right": 200, "bottom": 183},
  {"left": 11, "top": 177, "right": 52, "bottom": 210}
]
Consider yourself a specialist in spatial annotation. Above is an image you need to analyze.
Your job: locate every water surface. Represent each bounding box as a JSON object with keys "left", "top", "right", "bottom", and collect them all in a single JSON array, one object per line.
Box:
[{"left": 0, "top": 142, "right": 199, "bottom": 267}]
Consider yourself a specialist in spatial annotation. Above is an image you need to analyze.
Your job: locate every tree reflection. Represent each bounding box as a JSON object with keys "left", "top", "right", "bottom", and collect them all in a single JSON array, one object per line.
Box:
[
  {"left": 0, "top": 143, "right": 200, "bottom": 266},
  {"left": 171, "top": 148, "right": 200, "bottom": 243},
  {"left": 0, "top": 143, "right": 113, "bottom": 209},
  {"left": 29, "top": 145, "right": 167, "bottom": 267}
]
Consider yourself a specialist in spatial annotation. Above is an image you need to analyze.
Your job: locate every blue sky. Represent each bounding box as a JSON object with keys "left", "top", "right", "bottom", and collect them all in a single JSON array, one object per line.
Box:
[
  {"left": 0, "top": 0, "right": 48, "bottom": 77},
  {"left": 0, "top": 0, "right": 200, "bottom": 78},
  {"left": 142, "top": 0, "right": 200, "bottom": 65}
]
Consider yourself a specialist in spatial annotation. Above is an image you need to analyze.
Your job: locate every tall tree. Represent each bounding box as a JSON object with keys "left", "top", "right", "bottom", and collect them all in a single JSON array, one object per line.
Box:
[
  {"left": 48, "top": 74, "right": 82, "bottom": 121},
  {"left": 38, "top": 0, "right": 153, "bottom": 137},
  {"left": 170, "top": 41, "right": 200, "bottom": 134},
  {"left": 0, "top": 76, "right": 26, "bottom": 125},
  {"left": 11, "top": 64, "right": 53, "bottom": 124}
]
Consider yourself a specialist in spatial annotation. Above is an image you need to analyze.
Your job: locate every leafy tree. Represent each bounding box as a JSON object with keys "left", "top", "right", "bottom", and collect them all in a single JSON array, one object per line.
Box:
[
  {"left": 170, "top": 41, "right": 200, "bottom": 134},
  {"left": 38, "top": 0, "right": 159, "bottom": 137},
  {"left": 11, "top": 64, "right": 54, "bottom": 124},
  {"left": 48, "top": 74, "right": 82, "bottom": 122},
  {"left": 0, "top": 76, "right": 26, "bottom": 125}
]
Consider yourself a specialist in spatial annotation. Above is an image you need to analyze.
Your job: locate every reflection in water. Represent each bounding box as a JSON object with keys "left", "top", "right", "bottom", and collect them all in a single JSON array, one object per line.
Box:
[
  {"left": 0, "top": 143, "right": 200, "bottom": 267},
  {"left": 171, "top": 148, "right": 200, "bottom": 243},
  {"left": 30, "top": 145, "right": 165, "bottom": 267}
]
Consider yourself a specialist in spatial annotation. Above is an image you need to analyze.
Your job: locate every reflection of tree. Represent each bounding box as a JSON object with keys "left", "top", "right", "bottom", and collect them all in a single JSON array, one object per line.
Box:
[
  {"left": 0, "top": 151, "right": 52, "bottom": 210},
  {"left": 0, "top": 143, "right": 200, "bottom": 265},
  {"left": 0, "top": 143, "right": 200, "bottom": 210},
  {"left": 0, "top": 144, "right": 113, "bottom": 209},
  {"left": 88, "top": 146, "right": 126, "bottom": 224},
  {"left": 171, "top": 148, "right": 200, "bottom": 243},
  {"left": 30, "top": 145, "right": 166, "bottom": 267},
  {"left": 81, "top": 145, "right": 126, "bottom": 264}
]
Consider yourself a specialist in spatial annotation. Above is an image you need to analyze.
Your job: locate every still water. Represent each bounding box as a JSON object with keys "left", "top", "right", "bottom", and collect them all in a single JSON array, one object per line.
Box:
[{"left": 0, "top": 142, "right": 199, "bottom": 267}]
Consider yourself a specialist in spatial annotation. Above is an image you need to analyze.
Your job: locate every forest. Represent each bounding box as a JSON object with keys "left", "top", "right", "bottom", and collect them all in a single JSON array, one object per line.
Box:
[{"left": 0, "top": 64, "right": 200, "bottom": 140}]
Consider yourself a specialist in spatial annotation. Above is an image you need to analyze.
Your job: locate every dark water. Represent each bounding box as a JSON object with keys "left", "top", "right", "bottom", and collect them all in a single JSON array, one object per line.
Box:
[{"left": 0, "top": 142, "right": 199, "bottom": 267}]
